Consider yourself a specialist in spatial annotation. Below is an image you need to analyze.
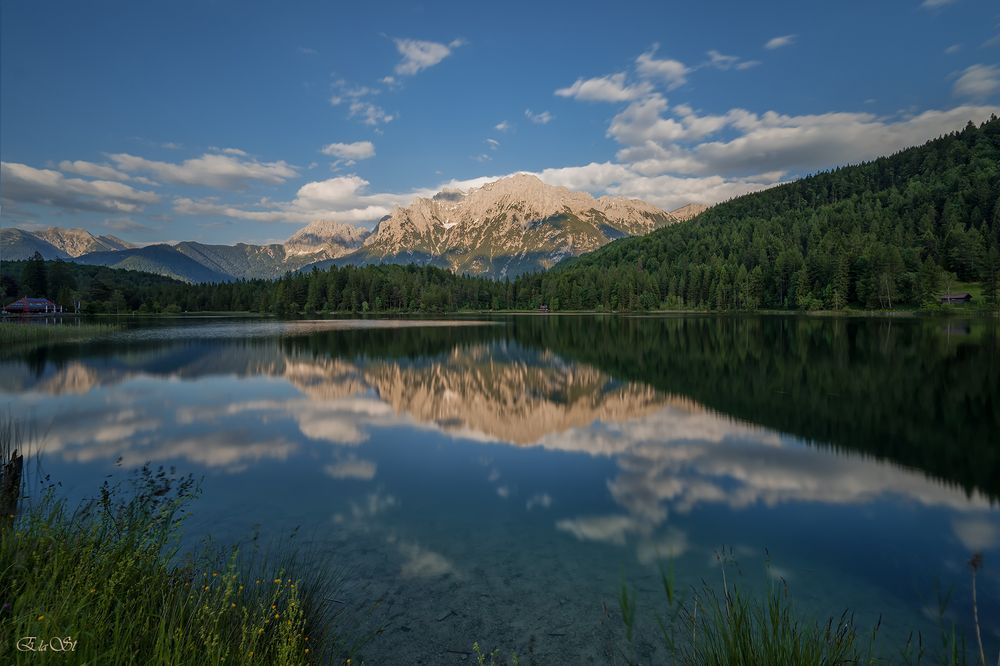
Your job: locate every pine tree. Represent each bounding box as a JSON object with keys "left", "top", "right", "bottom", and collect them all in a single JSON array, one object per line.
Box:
[{"left": 21, "top": 251, "right": 48, "bottom": 297}]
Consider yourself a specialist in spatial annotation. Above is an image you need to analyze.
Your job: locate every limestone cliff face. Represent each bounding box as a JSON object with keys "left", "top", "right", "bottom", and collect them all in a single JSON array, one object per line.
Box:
[
  {"left": 22, "top": 227, "right": 131, "bottom": 257},
  {"left": 667, "top": 203, "right": 709, "bottom": 222},
  {"left": 323, "top": 174, "right": 677, "bottom": 277},
  {"left": 283, "top": 219, "right": 369, "bottom": 259}
]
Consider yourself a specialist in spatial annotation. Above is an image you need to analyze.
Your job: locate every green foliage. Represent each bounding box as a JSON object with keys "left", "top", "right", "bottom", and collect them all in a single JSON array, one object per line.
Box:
[
  {"left": 540, "top": 116, "right": 1000, "bottom": 311},
  {"left": 674, "top": 581, "right": 871, "bottom": 666},
  {"left": 616, "top": 552, "right": 876, "bottom": 665},
  {"left": 472, "top": 641, "right": 520, "bottom": 666},
  {"left": 619, "top": 552, "right": 995, "bottom": 665},
  {"left": 1, "top": 260, "right": 183, "bottom": 313},
  {"left": 0, "top": 461, "right": 340, "bottom": 665},
  {"left": 620, "top": 581, "right": 637, "bottom": 643},
  {"left": 20, "top": 252, "right": 48, "bottom": 297}
]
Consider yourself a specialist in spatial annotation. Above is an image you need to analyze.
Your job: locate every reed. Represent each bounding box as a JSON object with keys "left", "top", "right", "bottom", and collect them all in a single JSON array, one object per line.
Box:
[{"left": 0, "top": 321, "right": 117, "bottom": 352}]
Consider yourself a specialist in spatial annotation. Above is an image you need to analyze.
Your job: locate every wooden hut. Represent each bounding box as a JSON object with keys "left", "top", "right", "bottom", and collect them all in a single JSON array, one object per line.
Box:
[{"left": 939, "top": 293, "right": 972, "bottom": 304}]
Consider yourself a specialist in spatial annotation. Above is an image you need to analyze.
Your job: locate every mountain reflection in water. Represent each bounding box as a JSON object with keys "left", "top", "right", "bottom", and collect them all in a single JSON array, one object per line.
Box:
[{"left": 1, "top": 316, "right": 997, "bottom": 662}]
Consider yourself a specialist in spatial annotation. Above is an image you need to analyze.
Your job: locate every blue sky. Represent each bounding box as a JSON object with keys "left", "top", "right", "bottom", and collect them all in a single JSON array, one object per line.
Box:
[{"left": 2, "top": 0, "right": 999, "bottom": 245}]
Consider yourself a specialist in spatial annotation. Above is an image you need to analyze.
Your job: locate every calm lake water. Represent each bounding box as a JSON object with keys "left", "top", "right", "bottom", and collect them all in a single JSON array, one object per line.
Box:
[{"left": 2, "top": 315, "right": 998, "bottom": 663}]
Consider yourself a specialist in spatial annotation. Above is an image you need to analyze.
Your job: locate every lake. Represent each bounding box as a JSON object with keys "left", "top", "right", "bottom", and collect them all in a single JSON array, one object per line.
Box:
[{"left": 2, "top": 315, "right": 998, "bottom": 663}]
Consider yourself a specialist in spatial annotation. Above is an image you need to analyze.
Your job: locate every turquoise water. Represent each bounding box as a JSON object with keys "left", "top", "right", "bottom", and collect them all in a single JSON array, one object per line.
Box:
[{"left": 2, "top": 315, "right": 998, "bottom": 662}]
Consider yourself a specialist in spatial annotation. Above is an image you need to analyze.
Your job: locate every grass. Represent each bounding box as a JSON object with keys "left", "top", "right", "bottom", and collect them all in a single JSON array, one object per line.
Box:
[
  {"left": 0, "top": 418, "right": 352, "bottom": 665},
  {"left": 611, "top": 550, "right": 995, "bottom": 666},
  {"left": 669, "top": 580, "right": 873, "bottom": 665},
  {"left": 614, "top": 556, "right": 874, "bottom": 665},
  {"left": 472, "top": 641, "right": 521, "bottom": 666},
  {"left": 0, "top": 320, "right": 118, "bottom": 352}
]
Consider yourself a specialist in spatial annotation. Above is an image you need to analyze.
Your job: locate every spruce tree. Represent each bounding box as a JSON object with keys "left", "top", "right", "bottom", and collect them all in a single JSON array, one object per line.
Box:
[{"left": 21, "top": 251, "right": 48, "bottom": 297}]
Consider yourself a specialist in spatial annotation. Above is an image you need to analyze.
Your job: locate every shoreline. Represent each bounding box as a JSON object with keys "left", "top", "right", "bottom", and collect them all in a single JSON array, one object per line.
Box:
[{"left": 11, "top": 305, "right": 991, "bottom": 319}]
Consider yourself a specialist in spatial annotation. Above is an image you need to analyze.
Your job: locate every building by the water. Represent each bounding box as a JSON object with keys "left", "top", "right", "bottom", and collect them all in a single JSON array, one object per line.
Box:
[{"left": 3, "top": 297, "right": 62, "bottom": 314}]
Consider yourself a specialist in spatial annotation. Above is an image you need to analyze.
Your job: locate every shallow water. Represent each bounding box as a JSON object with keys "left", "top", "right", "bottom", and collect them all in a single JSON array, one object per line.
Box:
[{"left": 2, "top": 315, "right": 998, "bottom": 663}]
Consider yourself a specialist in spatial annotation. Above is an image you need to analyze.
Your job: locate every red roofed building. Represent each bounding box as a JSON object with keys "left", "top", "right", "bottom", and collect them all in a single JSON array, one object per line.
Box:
[{"left": 3, "top": 297, "right": 61, "bottom": 314}]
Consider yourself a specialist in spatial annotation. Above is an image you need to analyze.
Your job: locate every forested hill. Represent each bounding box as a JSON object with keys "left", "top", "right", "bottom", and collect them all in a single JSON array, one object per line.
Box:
[{"left": 521, "top": 116, "right": 1000, "bottom": 311}]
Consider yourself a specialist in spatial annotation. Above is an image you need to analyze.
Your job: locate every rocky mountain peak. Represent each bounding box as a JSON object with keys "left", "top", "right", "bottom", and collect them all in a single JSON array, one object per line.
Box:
[
  {"left": 32, "top": 226, "right": 133, "bottom": 257},
  {"left": 464, "top": 173, "right": 594, "bottom": 219},
  {"left": 342, "top": 173, "right": 678, "bottom": 277},
  {"left": 284, "top": 219, "right": 370, "bottom": 257},
  {"left": 668, "top": 203, "right": 709, "bottom": 221}
]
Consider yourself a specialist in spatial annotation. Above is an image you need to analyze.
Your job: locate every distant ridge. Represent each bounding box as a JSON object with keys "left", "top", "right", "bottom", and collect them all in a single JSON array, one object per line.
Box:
[
  {"left": 0, "top": 220, "right": 369, "bottom": 283},
  {"left": 71, "top": 245, "right": 232, "bottom": 283},
  {"left": 1, "top": 228, "right": 70, "bottom": 260},
  {"left": 32, "top": 227, "right": 133, "bottom": 256}
]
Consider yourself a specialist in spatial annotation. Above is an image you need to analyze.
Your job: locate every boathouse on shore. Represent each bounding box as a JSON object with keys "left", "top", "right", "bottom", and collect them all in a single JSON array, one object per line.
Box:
[{"left": 3, "top": 297, "right": 62, "bottom": 314}]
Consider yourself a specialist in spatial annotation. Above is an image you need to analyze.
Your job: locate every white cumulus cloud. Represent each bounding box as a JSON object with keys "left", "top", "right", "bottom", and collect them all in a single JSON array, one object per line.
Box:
[
  {"left": 524, "top": 109, "right": 554, "bottom": 124},
  {"left": 348, "top": 101, "right": 394, "bottom": 126},
  {"left": 393, "top": 37, "right": 464, "bottom": 76},
  {"left": 1, "top": 162, "right": 159, "bottom": 214},
  {"left": 57, "top": 160, "right": 131, "bottom": 181},
  {"left": 705, "top": 49, "right": 758, "bottom": 71},
  {"left": 764, "top": 34, "right": 796, "bottom": 50},
  {"left": 109, "top": 151, "right": 296, "bottom": 189},
  {"left": 635, "top": 45, "right": 689, "bottom": 90},
  {"left": 321, "top": 141, "right": 376, "bottom": 160},
  {"left": 555, "top": 72, "right": 653, "bottom": 102},
  {"left": 952, "top": 64, "right": 1000, "bottom": 99}
]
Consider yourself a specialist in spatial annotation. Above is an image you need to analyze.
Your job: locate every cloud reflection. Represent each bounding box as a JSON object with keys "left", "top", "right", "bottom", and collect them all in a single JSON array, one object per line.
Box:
[{"left": 2, "top": 337, "right": 994, "bottom": 531}]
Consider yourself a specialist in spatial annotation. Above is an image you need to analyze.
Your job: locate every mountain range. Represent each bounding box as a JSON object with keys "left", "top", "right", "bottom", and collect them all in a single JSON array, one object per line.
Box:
[
  {"left": 318, "top": 173, "right": 677, "bottom": 277},
  {"left": 1, "top": 175, "right": 690, "bottom": 282}
]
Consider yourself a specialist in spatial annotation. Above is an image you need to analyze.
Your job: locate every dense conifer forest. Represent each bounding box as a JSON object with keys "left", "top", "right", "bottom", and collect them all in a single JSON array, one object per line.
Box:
[
  {"left": 526, "top": 116, "right": 1000, "bottom": 311},
  {"left": 2, "top": 117, "right": 997, "bottom": 314}
]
